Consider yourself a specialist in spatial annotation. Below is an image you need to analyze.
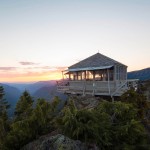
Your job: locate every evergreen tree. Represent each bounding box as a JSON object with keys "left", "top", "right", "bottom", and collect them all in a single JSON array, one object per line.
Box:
[
  {"left": 29, "top": 98, "right": 52, "bottom": 137},
  {"left": 96, "top": 101, "right": 147, "bottom": 149},
  {"left": 5, "top": 96, "right": 61, "bottom": 150},
  {"left": 0, "top": 86, "right": 10, "bottom": 149},
  {"left": 0, "top": 86, "right": 10, "bottom": 120},
  {"left": 14, "top": 90, "right": 34, "bottom": 121},
  {"left": 59, "top": 100, "right": 103, "bottom": 147},
  {"left": 121, "top": 89, "right": 150, "bottom": 120},
  {"left": 58, "top": 99, "right": 148, "bottom": 149}
]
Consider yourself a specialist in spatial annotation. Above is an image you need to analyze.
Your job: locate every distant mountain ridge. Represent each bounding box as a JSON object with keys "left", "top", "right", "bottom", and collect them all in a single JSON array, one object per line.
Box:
[
  {"left": 6, "top": 80, "right": 56, "bottom": 94},
  {"left": 0, "top": 83, "right": 22, "bottom": 116},
  {"left": 127, "top": 67, "right": 150, "bottom": 81},
  {"left": 32, "top": 85, "right": 67, "bottom": 101},
  {"left": 5, "top": 80, "right": 67, "bottom": 101},
  {"left": 0, "top": 83, "right": 21, "bottom": 105},
  {"left": 1, "top": 80, "right": 67, "bottom": 117},
  {"left": 24, "top": 80, "right": 56, "bottom": 95}
]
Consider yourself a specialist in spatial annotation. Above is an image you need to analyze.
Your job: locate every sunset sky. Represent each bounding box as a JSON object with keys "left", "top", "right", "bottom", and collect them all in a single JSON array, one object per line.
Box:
[{"left": 0, "top": 0, "right": 150, "bottom": 83}]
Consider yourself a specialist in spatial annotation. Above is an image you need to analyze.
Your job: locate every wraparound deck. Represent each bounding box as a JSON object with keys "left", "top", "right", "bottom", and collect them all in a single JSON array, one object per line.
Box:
[{"left": 57, "top": 79, "right": 138, "bottom": 97}]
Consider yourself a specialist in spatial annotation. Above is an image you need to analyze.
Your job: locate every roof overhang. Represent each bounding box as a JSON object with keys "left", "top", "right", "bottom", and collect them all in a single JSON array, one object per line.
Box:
[{"left": 67, "top": 65, "right": 113, "bottom": 72}]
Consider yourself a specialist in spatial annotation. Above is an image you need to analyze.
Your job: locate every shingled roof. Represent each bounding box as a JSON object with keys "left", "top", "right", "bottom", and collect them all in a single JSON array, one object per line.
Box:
[{"left": 69, "top": 53, "right": 127, "bottom": 70}]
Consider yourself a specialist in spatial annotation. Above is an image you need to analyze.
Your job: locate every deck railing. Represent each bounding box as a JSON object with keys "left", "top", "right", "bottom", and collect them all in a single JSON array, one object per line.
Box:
[{"left": 57, "top": 79, "right": 138, "bottom": 96}]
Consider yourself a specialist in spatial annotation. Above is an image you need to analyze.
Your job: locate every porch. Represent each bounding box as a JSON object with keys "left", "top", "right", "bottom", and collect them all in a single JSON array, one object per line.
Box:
[{"left": 57, "top": 80, "right": 134, "bottom": 96}]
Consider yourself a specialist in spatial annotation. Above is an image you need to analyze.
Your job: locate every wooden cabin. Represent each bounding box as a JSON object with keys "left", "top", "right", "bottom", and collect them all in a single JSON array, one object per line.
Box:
[{"left": 57, "top": 53, "right": 138, "bottom": 97}]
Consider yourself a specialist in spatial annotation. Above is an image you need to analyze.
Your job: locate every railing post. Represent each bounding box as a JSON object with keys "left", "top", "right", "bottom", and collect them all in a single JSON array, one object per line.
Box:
[
  {"left": 92, "top": 81, "right": 95, "bottom": 96},
  {"left": 107, "top": 69, "right": 111, "bottom": 95},
  {"left": 82, "top": 80, "right": 86, "bottom": 96}
]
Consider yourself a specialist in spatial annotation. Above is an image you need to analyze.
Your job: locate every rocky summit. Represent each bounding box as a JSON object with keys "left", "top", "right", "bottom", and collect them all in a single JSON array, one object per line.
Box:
[{"left": 21, "top": 134, "right": 97, "bottom": 150}]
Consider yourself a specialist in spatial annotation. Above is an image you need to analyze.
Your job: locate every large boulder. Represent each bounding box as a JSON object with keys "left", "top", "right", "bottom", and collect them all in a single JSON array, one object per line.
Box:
[
  {"left": 21, "top": 134, "right": 89, "bottom": 150},
  {"left": 70, "top": 95, "right": 101, "bottom": 109}
]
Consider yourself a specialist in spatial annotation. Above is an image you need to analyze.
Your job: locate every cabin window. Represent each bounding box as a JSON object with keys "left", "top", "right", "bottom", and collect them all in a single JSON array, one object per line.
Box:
[
  {"left": 120, "top": 66, "right": 126, "bottom": 80},
  {"left": 94, "top": 70, "right": 112, "bottom": 81},
  {"left": 102, "top": 70, "right": 107, "bottom": 81},
  {"left": 86, "top": 71, "right": 93, "bottom": 80},
  {"left": 102, "top": 72, "right": 107, "bottom": 81},
  {"left": 69, "top": 73, "right": 73, "bottom": 80},
  {"left": 69, "top": 72, "right": 77, "bottom": 80},
  {"left": 95, "top": 70, "right": 103, "bottom": 81},
  {"left": 120, "top": 66, "right": 123, "bottom": 80},
  {"left": 109, "top": 69, "right": 114, "bottom": 81},
  {"left": 116, "top": 66, "right": 119, "bottom": 80},
  {"left": 116, "top": 66, "right": 126, "bottom": 80},
  {"left": 122, "top": 67, "right": 127, "bottom": 80},
  {"left": 77, "top": 72, "right": 82, "bottom": 80},
  {"left": 95, "top": 71, "right": 102, "bottom": 80},
  {"left": 82, "top": 71, "right": 86, "bottom": 80}
]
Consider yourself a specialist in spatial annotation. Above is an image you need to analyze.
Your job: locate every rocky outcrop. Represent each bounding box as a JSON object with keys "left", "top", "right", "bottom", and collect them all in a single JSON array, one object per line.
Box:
[
  {"left": 21, "top": 134, "right": 90, "bottom": 150},
  {"left": 70, "top": 95, "right": 101, "bottom": 109}
]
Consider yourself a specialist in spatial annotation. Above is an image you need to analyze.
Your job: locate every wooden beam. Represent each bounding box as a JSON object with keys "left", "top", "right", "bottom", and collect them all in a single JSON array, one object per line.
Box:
[
  {"left": 93, "top": 71, "right": 95, "bottom": 81},
  {"left": 77, "top": 72, "right": 78, "bottom": 80},
  {"left": 114, "top": 65, "right": 116, "bottom": 81},
  {"left": 69, "top": 73, "right": 71, "bottom": 80},
  {"left": 62, "top": 71, "right": 64, "bottom": 80},
  {"left": 107, "top": 69, "right": 111, "bottom": 95},
  {"left": 84, "top": 71, "right": 86, "bottom": 80}
]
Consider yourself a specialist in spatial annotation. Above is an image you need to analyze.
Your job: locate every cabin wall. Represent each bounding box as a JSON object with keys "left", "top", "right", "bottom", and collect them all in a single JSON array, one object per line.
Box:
[{"left": 115, "top": 65, "right": 127, "bottom": 81}]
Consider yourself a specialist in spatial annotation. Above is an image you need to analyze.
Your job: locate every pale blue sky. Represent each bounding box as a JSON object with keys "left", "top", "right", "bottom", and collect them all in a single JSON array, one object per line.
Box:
[{"left": 0, "top": 0, "right": 150, "bottom": 82}]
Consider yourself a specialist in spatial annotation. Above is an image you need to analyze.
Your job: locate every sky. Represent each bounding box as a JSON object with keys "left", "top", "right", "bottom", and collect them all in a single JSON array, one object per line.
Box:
[{"left": 0, "top": 0, "right": 150, "bottom": 83}]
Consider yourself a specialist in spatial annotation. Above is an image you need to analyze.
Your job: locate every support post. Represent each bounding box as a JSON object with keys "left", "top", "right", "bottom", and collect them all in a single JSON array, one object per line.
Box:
[
  {"left": 82, "top": 71, "right": 87, "bottom": 96},
  {"left": 111, "top": 96, "right": 114, "bottom": 102},
  {"left": 84, "top": 71, "right": 86, "bottom": 80},
  {"left": 62, "top": 71, "right": 64, "bottom": 81},
  {"left": 114, "top": 66, "right": 116, "bottom": 81},
  {"left": 92, "top": 71, "right": 95, "bottom": 96},
  {"left": 69, "top": 73, "right": 71, "bottom": 80},
  {"left": 125, "top": 66, "right": 127, "bottom": 81},
  {"left": 107, "top": 69, "right": 111, "bottom": 95}
]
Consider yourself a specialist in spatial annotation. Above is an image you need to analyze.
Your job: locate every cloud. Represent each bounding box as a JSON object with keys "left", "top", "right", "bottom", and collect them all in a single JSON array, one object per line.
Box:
[
  {"left": 0, "top": 67, "right": 16, "bottom": 71},
  {"left": 25, "top": 66, "right": 67, "bottom": 71},
  {"left": 40, "top": 66, "right": 67, "bottom": 71},
  {"left": 55, "top": 66, "right": 67, "bottom": 71},
  {"left": 19, "top": 61, "right": 39, "bottom": 66}
]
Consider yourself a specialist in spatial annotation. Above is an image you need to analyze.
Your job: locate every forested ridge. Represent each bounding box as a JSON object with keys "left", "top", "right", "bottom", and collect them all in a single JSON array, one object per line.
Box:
[
  {"left": 0, "top": 85, "right": 150, "bottom": 150},
  {"left": 128, "top": 68, "right": 150, "bottom": 81}
]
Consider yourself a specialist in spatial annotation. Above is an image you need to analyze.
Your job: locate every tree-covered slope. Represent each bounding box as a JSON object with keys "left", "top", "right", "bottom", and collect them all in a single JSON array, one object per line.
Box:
[
  {"left": 0, "top": 83, "right": 21, "bottom": 116},
  {"left": 25, "top": 80, "right": 56, "bottom": 94},
  {"left": 32, "top": 85, "right": 67, "bottom": 101},
  {"left": 128, "top": 67, "right": 150, "bottom": 81}
]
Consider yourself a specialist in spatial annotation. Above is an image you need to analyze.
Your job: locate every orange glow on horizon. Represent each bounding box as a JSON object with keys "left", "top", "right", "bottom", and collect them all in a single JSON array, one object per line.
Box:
[
  {"left": 0, "top": 71, "right": 63, "bottom": 83},
  {"left": 0, "top": 63, "right": 148, "bottom": 83}
]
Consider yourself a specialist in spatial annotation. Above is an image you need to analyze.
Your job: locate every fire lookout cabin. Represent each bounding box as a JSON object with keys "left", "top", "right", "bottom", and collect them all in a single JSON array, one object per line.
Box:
[{"left": 57, "top": 53, "right": 138, "bottom": 97}]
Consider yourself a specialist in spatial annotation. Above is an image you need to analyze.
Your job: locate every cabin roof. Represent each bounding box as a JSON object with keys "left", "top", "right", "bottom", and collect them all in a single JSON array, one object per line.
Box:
[{"left": 68, "top": 53, "right": 127, "bottom": 70}]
